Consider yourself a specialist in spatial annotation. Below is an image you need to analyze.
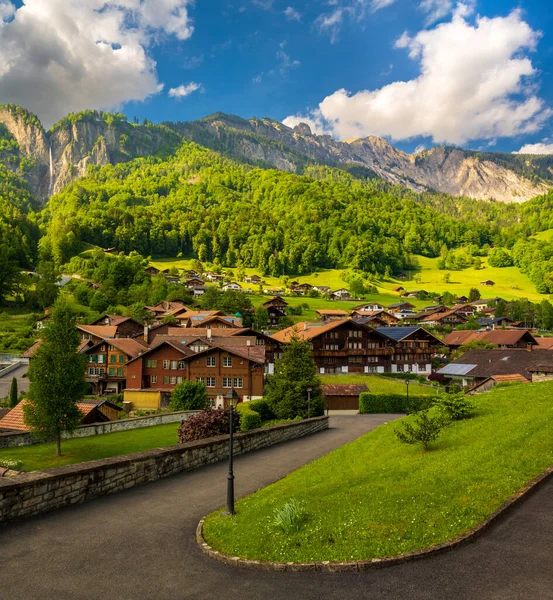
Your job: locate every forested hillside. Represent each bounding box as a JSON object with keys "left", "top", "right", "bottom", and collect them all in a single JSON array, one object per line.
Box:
[{"left": 40, "top": 141, "right": 500, "bottom": 277}]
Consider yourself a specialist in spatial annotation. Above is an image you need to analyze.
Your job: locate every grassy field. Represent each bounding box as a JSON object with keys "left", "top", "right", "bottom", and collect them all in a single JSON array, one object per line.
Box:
[
  {"left": 202, "top": 381, "right": 553, "bottom": 563},
  {"left": 0, "top": 309, "right": 37, "bottom": 355},
  {"left": 0, "top": 422, "right": 180, "bottom": 471},
  {"left": 319, "top": 374, "right": 436, "bottom": 396}
]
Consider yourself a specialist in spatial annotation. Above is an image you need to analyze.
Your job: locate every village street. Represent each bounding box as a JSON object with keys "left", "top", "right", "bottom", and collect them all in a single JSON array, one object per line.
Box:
[{"left": 1, "top": 415, "right": 552, "bottom": 600}]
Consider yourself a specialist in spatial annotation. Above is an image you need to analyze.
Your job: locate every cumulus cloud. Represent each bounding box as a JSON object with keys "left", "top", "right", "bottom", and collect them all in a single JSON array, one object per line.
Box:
[
  {"left": 168, "top": 82, "right": 202, "bottom": 99},
  {"left": 516, "top": 142, "right": 553, "bottom": 155},
  {"left": 283, "top": 6, "right": 301, "bottom": 21},
  {"left": 286, "top": 5, "right": 551, "bottom": 145},
  {"left": 0, "top": 1, "right": 14, "bottom": 21},
  {"left": 0, "top": 0, "right": 194, "bottom": 127}
]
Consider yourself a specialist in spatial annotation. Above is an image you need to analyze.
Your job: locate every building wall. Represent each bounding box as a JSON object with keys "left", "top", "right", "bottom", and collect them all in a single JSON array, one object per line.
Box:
[{"left": 531, "top": 372, "right": 553, "bottom": 383}]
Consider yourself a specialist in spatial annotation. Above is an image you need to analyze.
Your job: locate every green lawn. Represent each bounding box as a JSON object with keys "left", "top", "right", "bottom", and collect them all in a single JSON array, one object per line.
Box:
[
  {"left": 0, "top": 422, "right": 181, "bottom": 471},
  {"left": 203, "top": 381, "right": 553, "bottom": 563},
  {"left": 319, "top": 374, "right": 436, "bottom": 396}
]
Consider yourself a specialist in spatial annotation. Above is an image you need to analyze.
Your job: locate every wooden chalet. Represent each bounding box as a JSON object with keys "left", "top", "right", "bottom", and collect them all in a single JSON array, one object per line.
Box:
[
  {"left": 351, "top": 310, "right": 400, "bottom": 326},
  {"left": 420, "top": 310, "right": 468, "bottom": 327},
  {"left": 480, "top": 280, "right": 495, "bottom": 286},
  {"left": 246, "top": 274, "right": 262, "bottom": 284},
  {"left": 89, "top": 315, "right": 144, "bottom": 337},
  {"left": 316, "top": 309, "right": 349, "bottom": 323},
  {"left": 262, "top": 296, "right": 288, "bottom": 326},
  {"left": 442, "top": 329, "right": 538, "bottom": 350}
]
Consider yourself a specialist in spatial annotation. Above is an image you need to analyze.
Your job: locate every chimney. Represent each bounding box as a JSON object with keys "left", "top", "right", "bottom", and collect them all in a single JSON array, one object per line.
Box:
[
  {"left": 207, "top": 328, "right": 212, "bottom": 340},
  {"left": 143, "top": 325, "right": 149, "bottom": 343},
  {"left": 304, "top": 322, "right": 308, "bottom": 331}
]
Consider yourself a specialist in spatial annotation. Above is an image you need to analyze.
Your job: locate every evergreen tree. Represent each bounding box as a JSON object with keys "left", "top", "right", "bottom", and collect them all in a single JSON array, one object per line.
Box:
[
  {"left": 9, "top": 376, "right": 18, "bottom": 408},
  {"left": 468, "top": 287, "right": 481, "bottom": 302},
  {"left": 265, "top": 332, "right": 324, "bottom": 419},
  {"left": 23, "top": 298, "right": 87, "bottom": 456},
  {"left": 35, "top": 260, "right": 60, "bottom": 309},
  {"left": 253, "top": 305, "right": 269, "bottom": 331}
]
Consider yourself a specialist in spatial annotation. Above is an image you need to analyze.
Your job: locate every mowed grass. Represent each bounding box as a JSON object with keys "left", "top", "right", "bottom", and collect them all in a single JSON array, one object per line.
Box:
[
  {"left": 319, "top": 374, "right": 436, "bottom": 396},
  {"left": 0, "top": 423, "right": 181, "bottom": 471},
  {"left": 386, "top": 255, "right": 542, "bottom": 302},
  {"left": 203, "top": 381, "right": 553, "bottom": 563}
]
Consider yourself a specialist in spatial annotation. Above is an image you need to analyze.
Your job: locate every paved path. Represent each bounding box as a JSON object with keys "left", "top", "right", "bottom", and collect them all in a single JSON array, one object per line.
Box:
[
  {"left": 0, "top": 363, "right": 29, "bottom": 397},
  {"left": 1, "top": 415, "right": 553, "bottom": 600}
]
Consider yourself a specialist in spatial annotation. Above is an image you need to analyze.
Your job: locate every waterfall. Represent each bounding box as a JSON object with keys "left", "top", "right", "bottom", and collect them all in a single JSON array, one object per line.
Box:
[{"left": 48, "top": 145, "right": 54, "bottom": 196}]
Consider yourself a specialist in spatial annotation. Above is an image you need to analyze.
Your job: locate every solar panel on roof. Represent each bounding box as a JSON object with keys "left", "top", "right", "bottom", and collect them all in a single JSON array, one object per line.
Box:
[
  {"left": 375, "top": 327, "right": 421, "bottom": 341},
  {"left": 438, "top": 364, "right": 477, "bottom": 376}
]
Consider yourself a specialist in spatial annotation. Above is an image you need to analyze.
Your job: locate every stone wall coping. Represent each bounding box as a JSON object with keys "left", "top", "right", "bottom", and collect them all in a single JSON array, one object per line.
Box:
[
  {"left": 0, "top": 416, "right": 329, "bottom": 493},
  {"left": 196, "top": 462, "right": 553, "bottom": 573}
]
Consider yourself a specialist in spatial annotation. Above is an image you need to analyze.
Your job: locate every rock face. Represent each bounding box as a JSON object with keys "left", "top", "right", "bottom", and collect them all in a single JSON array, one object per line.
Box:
[
  {"left": 0, "top": 107, "right": 181, "bottom": 202},
  {"left": 176, "top": 113, "right": 550, "bottom": 203}
]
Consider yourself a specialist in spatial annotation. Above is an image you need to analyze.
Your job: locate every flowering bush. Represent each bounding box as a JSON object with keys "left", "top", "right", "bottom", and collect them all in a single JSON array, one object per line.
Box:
[{"left": 177, "top": 408, "right": 241, "bottom": 443}]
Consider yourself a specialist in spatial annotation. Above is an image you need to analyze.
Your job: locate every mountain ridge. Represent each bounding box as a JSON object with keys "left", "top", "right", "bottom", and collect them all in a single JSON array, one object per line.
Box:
[{"left": 0, "top": 105, "right": 552, "bottom": 203}]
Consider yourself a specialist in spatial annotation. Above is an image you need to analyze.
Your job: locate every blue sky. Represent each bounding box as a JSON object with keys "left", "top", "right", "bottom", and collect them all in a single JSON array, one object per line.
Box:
[{"left": 1, "top": 0, "right": 553, "bottom": 153}]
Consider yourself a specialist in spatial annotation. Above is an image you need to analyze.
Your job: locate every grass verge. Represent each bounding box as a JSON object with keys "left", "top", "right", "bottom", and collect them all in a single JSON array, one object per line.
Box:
[
  {"left": 0, "top": 423, "right": 180, "bottom": 471},
  {"left": 202, "top": 382, "right": 553, "bottom": 563},
  {"left": 319, "top": 374, "right": 436, "bottom": 396}
]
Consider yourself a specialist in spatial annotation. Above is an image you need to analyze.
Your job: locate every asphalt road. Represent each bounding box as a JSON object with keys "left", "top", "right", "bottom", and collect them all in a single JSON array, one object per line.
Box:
[
  {"left": 0, "top": 363, "right": 29, "bottom": 398},
  {"left": 1, "top": 415, "right": 552, "bottom": 600}
]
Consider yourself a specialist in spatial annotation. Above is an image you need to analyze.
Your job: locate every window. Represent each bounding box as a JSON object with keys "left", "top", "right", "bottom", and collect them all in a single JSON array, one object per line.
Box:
[
  {"left": 163, "top": 360, "right": 170, "bottom": 370},
  {"left": 206, "top": 377, "right": 216, "bottom": 388},
  {"left": 109, "top": 345, "right": 115, "bottom": 351},
  {"left": 223, "top": 377, "right": 232, "bottom": 388},
  {"left": 170, "top": 376, "right": 177, "bottom": 385},
  {"left": 110, "top": 355, "right": 116, "bottom": 363},
  {"left": 178, "top": 360, "right": 186, "bottom": 370},
  {"left": 101, "top": 345, "right": 106, "bottom": 351},
  {"left": 89, "top": 355, "right": 98, "bottom": 363},
  {"left": 233, "top": 378, "right": 243, "bottom": 388},
  {"left": 223, "top": 356, "right": 232, "bottom": 367},
  {"left": 117, "top": 368, "right": 123, "bottom": 377},
  {"left": 151, "top": 375, "right": 157, "bottom": 384},
  {"left": 119, "top": 355, "right": 125, "bottom": 363},
  {"left": 177, "top": 376, "right": 183, "bottom": 384},
  {"left": 146, "top": 359, "right": 157, "bottom": 368},
  {"left": 98, "top": 355, "right": 105, "bottom": 364},
  {"left": 88, "top": 367, "right": 95, "bottom": 375},
  {"left": 196, "top": 377, "right": 205, "bottom": 383},
  {"left": 163, "top": 376, "right": 170, "bottom": 385},
  {"left": 170, "top": 360, "right": 178, "bottom": 370},
  {"left": 109, "top": 367, "right": 115, "bottom": 376},
  {"left": 207, "top": 356, "right": 216, "bottom": 367}
]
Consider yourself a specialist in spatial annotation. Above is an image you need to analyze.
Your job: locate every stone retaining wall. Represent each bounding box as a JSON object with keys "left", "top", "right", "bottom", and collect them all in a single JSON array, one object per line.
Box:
[
  {"left": 0, "top": 410, "right": 201, "bottom": 449},
  {"left": 0, "top": 416, "right": 328, "bottom": 525}
]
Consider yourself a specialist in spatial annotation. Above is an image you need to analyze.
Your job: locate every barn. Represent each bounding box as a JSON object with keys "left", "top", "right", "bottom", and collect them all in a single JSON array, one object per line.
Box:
[{"left": 320, "top": 383, "right": 369, "bottom": 411}]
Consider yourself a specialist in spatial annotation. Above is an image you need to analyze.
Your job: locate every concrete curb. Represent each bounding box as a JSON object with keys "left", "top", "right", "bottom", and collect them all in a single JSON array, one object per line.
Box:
[{"left": 196, "top": 464, "right": 553, "bottom": 572}]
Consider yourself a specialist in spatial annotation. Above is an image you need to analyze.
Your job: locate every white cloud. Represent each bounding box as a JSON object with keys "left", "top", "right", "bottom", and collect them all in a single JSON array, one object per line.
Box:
[
  {"left": 419, "top": 0, "right": 454, "bottom": 25},
  {"left": 516, "top": 142, "right": 553, "bottom": 155},
  {"left": 277, "top": 41, "right": 300, "bottom": 73},
  {"left": 168, "top": 82, "right": 202, "bottom": 99},
  {"left": 370, "top": 0, "right": 397, "bottom": 12},
  {"left": 0, "top": 1, "right": 14, "bottom": 21},
  {"left": 283, "top": 6, "right": 301, "bottom": 21},
  {"left": 414, "top": 144, "right": 427, "bottom": 153},
  {"left": 315, "top": 8, "right": 343, "bottom": 43},
  {"left": 252, "top": 0, "right": 273, "bottom": 9},
  {"left": 0, "top": 0, "right": 194, "bottom": 127},
  {"left": 286, "top": 5, "right": 551, "bottom": 145}
]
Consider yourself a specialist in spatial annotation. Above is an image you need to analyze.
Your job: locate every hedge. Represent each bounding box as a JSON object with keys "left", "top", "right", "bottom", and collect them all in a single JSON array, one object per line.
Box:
[
  {"left": 359, "top": 393, "right": 430, "bottom": 414},
  {"left": 236, "top": 402, "right": 262, "bottom": 432},
  {"left": 247, "top": 398, "right": 274, "bottom": 421}
]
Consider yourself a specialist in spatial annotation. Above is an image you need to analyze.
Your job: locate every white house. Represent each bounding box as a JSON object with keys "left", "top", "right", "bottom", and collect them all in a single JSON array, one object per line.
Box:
[
  {"left": 222, "top": 282, "right": 242, "bottom": 291},
  {"left": 332, "top": 288, "right": 351, "bottom": 299},
  {"left": 356, "top": 303, "right": 385, "bottom": 312}
]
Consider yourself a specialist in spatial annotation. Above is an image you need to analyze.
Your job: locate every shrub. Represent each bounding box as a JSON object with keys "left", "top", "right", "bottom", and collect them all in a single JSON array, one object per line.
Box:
[
  {"left": 359, "top": 393, "right": 430, "bottom": 414},
  {"left": 248, "top": 398, "right": 274, "bottom": 421},
  {"left": 0, "top": 458, "right": 23, "bottom": 470},
  {"left": 170, "top": 381, "right": 208, "bottom": 411},
  {"left": 435, "top": 392, "right": 475, "bottom": 421},
  {"left": 236, "top": 403, "right": 262, "bottom": 431},
  {"left": 177, "top": 408, "right": 241, "bottom": 443},
  {"left": 273, "top": 499, "right": 308, "bottom": 534},
  {"left": 395, "top": 410, "right": 446, "bottom": 451}
]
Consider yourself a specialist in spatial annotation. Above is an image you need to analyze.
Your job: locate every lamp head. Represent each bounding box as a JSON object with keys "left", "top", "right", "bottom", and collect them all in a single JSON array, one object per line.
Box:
[
  {"left": 307, "top": 387, "right": 312, "bottom": 393},
  {"left": 225, "top": 388, "right": 239, "bottom": 407}
]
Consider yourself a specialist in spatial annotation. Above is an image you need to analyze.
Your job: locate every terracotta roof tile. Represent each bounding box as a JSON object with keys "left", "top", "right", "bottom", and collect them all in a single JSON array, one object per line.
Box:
[{"left": 321, "top": 384, "right": 369, "bottom": 396}]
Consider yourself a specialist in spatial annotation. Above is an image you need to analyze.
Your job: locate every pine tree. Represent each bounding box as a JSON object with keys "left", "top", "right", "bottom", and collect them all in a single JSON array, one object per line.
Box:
[
  {"left": 265, "top": 331, "right": 324, "bottom": 419},
  {"left": 9, "top": 376, "right": 18, "bottom": 408},
  {"left": 23, "top": 298, "right": 87, "bottom": 456}
]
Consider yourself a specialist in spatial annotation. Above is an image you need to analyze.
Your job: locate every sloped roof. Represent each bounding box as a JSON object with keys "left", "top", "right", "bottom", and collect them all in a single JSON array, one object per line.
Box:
[
  {"left": 492, "top": 374, "right": 530, "bottom": 383},
  {"left": 0, "top": 399, "right": 117, "bottom": 432},
  {"left": 77, "top": 324, "right": 118, "bottom": 339},
  {"left": 271, "top": 319, "right": 378, "bottom": 343},
  {"left": 21, "top": 338, "right": 93, "bottom": 358},
  {"left": 321, "top": 384, "right": 369, "bottom": 397},
  {"left": 442, "top": 330, "right": 537, "bottom": 347},
  {"left": 421, "top": 310, "right": 467, "bottom": 323},
  {"left": 438, "top": 348, "right": 553, "bottom": 380},
  {"left": 315, "top": 309, "right": 349, "bottom": 316},
  {"left": 89, "top": 337, "right": 147, "bottom": 359},
  {"left": 375, "top": 326, "right": 444, "bottom": 344},
  {"left": 534, "top": 338, "right": 553, "bottom": 350}
]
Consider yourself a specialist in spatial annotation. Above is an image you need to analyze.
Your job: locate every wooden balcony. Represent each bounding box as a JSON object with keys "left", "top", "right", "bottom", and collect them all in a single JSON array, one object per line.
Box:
[{"left": 315, "top": 348, "right": 393, "bottom": 357}]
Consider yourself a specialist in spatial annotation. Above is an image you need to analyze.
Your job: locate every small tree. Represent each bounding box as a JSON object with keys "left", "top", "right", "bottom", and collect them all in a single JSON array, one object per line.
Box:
[
  {"left": 9, "top": 376, "right": 18, "bottom": 408},
  {"left": 265, "top": 331, "right": 324, "bottom": 419},
  {"left": 170, "top": 381, "right": 208, "bottom": 411},
  {"left": 253, "top": 306, "right": 269, "bottom": 331},
  {"left": 434, "top": 392, "right": 474, "bottom": 421},
  {"left": 468, "top": 287, "right": 481, "bottom": 302},
  {"left": 23, "top": 298, "right": 87, "bottom": 456},
  {"left": 395, "top": 410, "right": 445, "bottom": 451}
]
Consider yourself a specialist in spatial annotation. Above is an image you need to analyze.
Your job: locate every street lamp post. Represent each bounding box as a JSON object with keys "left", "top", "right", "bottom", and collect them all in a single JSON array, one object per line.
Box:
[
  {"left": 405, "top": 378, "right": 410, "bottom": 409},
  {"left": 307, "top": 387, "right": 312, "bottom": 419},
  {"left": 225, "top": 389, "right": 239, "bottom": 516}
]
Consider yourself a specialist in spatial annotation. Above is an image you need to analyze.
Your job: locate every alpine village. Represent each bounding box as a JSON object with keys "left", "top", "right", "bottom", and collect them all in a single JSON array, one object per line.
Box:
[{"left": 3, "top": 2, "right": 553, "bottom": 597}]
